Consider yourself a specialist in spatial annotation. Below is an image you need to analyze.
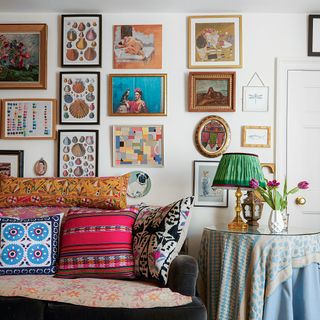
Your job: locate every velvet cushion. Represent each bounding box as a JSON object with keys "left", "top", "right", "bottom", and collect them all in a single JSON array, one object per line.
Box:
[
  {"left": 0, "top": 214, "right": 64, "bottom": 276},
  {"left": 56, "top": 207, "right": 138, "bottom": 279},
  {"left": 0, "top": 175, "right": 129, "bottom": 209},
  {"left": 133, "top": 197, "right": 194, "bottom": 285}
]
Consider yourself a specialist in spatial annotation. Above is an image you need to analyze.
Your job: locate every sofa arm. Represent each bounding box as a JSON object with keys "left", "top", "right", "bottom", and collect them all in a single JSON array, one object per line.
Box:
[{"left": 167, "top": 255, "right": 198, "bottom": 296}]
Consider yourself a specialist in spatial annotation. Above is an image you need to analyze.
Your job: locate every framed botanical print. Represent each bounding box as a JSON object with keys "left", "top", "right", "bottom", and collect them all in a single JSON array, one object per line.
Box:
[
  {"left": 58, "top": 130, "right": 99, "bottom": 177},
  {"left": 308, "top": 15, "right": 320, "bottom": 56},
  {"left": 0, "top": 24, "right": 47, "bottom": 89},
  {"left": 60, "top": 72, "right": 100, "bottom": 124},
  {"left": 0, "top": 150, "right": 24, "bottom": 177},
  {"left": 61, "top": 14, "right": 102, "bottom": 67},
  {"left": 195, "top": 115, "right": 230, "bottom": 158},
  {"left": 188, "top": 15, "right": 242, "bottom": 68},
  {"left": 113, "top": 24, "right": 162, "bottom": 69},
  {"left": 189, "top": 72, "right": 235, "bottom": 112},
  {"left": 1, "top": 99, "right": 56, "bottom": 139},
  {"left": 193, "top": 161, "right": 228, "bottom": 207},
  {"left": 109, "top": 74, "right": 167, "bottom": 116},
  {"left": 241, "top": 126, "right": 271, "bottom": 148}
]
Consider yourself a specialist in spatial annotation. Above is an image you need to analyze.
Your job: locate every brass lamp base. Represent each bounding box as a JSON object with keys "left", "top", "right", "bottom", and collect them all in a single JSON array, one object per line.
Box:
[{"left": 228, "top": 186, "right": 248, "bottom": 231}]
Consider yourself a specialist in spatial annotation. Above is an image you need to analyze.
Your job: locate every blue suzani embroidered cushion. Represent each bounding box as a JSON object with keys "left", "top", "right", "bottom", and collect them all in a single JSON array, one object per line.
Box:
[{"left": 0, "top": 214, "right": 63, "bottom": 276}]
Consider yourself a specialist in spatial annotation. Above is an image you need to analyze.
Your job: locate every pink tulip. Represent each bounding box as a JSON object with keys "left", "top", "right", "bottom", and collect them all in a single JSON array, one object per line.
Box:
[
  {"left": 249, "top": 179, "right": 259, "bottom": 189},
  {"left": 298, "top": 181, "right": 309, "bottom": 190},
  {"left": 267, "top": 180, "right": 280, "bottom": 188}
]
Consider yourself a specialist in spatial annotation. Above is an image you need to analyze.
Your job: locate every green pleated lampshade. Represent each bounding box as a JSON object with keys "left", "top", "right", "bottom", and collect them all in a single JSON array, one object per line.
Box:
[{"left": 212, "top": 153, "right": 266, "bottom": 189}]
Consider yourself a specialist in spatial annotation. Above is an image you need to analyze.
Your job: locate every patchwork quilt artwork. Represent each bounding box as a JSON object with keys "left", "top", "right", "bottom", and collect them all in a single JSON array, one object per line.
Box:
[{"left": 113, "top": 125, "right": 164, "bottom": 167}]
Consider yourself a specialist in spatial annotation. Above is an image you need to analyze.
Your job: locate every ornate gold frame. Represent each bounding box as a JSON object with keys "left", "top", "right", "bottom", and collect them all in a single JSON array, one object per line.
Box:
[{"left": 241, "top": 125, "right": 271, "bottom": 148}]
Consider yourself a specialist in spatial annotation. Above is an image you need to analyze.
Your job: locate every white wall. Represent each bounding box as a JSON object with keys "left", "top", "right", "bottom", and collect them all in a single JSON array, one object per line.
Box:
[{"left": 0, "top": 13, "right": 308, "bottom": 257}]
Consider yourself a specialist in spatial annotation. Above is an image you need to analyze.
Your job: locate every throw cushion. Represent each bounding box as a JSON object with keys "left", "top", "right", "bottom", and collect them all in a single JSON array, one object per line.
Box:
[
  {"left": 0, "top": 175, "right": 129, "bottom": 209},
  {"left": 0, "top": 214, "right": 64, "bottom": 276},
  {"left": 133, "top": 197, "right": 194, "bottom": 285},
  {"left": 56, "top": 207, "right": 138, "bottom": 279}
]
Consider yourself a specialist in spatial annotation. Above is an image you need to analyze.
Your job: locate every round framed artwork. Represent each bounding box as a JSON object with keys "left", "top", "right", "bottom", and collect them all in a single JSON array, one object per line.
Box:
[
  {"left": 195, "top": 115, "right": 231, "bottom": 157},
  {"left": 127, "top": 170, "right": 151, "bottom": 198}
]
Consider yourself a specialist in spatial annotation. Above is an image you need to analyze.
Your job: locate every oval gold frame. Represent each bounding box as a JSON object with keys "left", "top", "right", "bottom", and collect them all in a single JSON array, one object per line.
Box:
[{"left": 195, "top": 115, "right": 231, "bottom": 158}]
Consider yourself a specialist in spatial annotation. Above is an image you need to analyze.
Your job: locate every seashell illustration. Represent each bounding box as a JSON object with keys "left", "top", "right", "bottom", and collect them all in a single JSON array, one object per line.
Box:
[
  {"left": 88, "top": 155, "right": 94, "bottom": 162},
  {"left": 76, "top": 37, "right": 87, "bottom": 50},
  {"left": 68, "top": 161, "right": 74, "bottom": 167},
  {"left": 79, "top": 57, "right": 84, "bottom": 61},
  {"left": 72, "top": 136, "right": 78, "bottom": 143},
  {"left": 72, "top": 22, "right": 78, "bottom": 28},
  {"left": 63, "top": 146, "right": 70, "bottom": 153},
  {"left": 69, "top": 99, "right": 89, "bottom": 118},
  {"left": 63, "top": 154, "right": 69, "bottom": 162},
  {"left": 72, "top": 80, "right": 85, "bottom": 93},
  {"left": 86, "top": 22, "right": 91, "bottom": 27},
  {"left": 84, "top": 168, "right": 89, "bottom": 173},
  {"left": 63, "top": 105, "right": 68, "bottom": 111},
  {"left": 75, "top": 158, "right": 82, "bottom": 165},
  {"left": 88, "top": 164, "right": 94, "bottom": 169},
  {"left": 71, "top": 156, "right": 75, "bottom": 160},
  {"left": 63, "top": 164, "right": 68, "bottom": 169},
  {"left": 89, "top": 112, "right": 95, "bottom": 119},
  {"left": 68, "top": 168, "right": 73, "bottom": 173},
  {"left": 89, "top": 171, "right": 94, "bottom": 177},
  {"left": 72, "top": 143, "right": 86, "bottom": 157},
  {"left": 88, "top": 84, "right": 94, "bottom": 92},
  {"left": 64, "top": 85, "right": 71, "bottom": 92},
  {"left": 89, "top": 103, "right": 95, "bottom": 111},
  {"left": 86, "top": 136, "right": 94, "bottom": 145},
  {"left": 83, "top": 161, "right": 88, "bottom": 166},
  {"left": 63, "top": 137, "right": 71, "bottom": 145},
  {"left": 84, "top": 47, "right": 96, "bottom": 61},
  {"left": 79, "top": 31, "right": 84, "bottom": 38},
  {"left": 85, "top": 78, "right": 90, "bottom": 83},
  {"left": 91, "top": 41, "right": 97, "bottom": 47},
  {"left": 64, "top": 94, "right": 73, "bottom": 104},
  {"left": 74, "top": 166, "right": 84, "bottom": 177},
  {"left": 66, "top": 42, "right": 72, "bottom": 49},
  {"left": 67, "top": 29, "right": 77, "bottom": 41},
  {"left": 86, "top": 28, "right": 97, "bottom": 41},
  {"left": 68, "top": 79, "right": 73, "bottom": 85},
  {"left": 64, "top": 112, "right": 69, "bottom": 119},
  {"left": 86, "top": 93, "right": 95, "bottom": 102},
  {"left": 66, "top": 49, "right": 79, "bottom": 61},
  {"left": 87, "top": 146, "right": 94, "bottom": 153},
  {"left": 79, "top": 136, "right": 85, "bottom": 143},
  {"left": 63, "top": 170, "right": 68, "bottom": 177},
  {"left": 78, "top": 22, "right": 86, "bottom": 31},
  {"left": 93, "top": 21, "right": 97, "bottom": 26}
]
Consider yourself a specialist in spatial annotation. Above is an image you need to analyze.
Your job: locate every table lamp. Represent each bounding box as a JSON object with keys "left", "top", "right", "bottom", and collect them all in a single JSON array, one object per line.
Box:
[{"left": 212, "top": 153, "right": 266, "bottom": 230}]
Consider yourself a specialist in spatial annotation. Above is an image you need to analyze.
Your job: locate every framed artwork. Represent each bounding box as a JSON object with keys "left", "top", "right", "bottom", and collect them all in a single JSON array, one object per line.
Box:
[
  {"left": 195, "top": 115, "right": 230, "bottom": 158},
  {"left": 189, "top": 72, "right": 235, "bottom": 112},
  {"left": 108, "top": 74, "right": 167, "bottom": 116},
  {"left": 308, "top": 15, "right": 320, "bottom": 56},
  {"left": 188, "top": 15, "right": 242, "bottom": 68},
  {"left": 1, "top": 99, "right": 56, "bottom": 139},
  {"left": 242, "top": 86, "right": 269, "bottom": 112},
  {"left": 193, "top": 161, "right": 228, "bottom": 207},
  {"left": 58, "top": 130, "right": 99, "bottom": 177},
  {"left": 113, "top": 24, "right": 162, "bottom": 69},
  {"left": 61, "top": 14, "right": 102, "bottom": 67},
  {"left": 113, "top": 125, "right": 163, "bottom": 167},
  {"left": 0, "top": 24, "right": 47, "bottom": 89},
  {"left": 241, "top": 125, "right": 271, "bottom": 148},
  {"left": 0, "top": 150, "right": 24, "bottom": 177},
  {"left": 60, "top": 72, "right": 100, "bottom": 124}
]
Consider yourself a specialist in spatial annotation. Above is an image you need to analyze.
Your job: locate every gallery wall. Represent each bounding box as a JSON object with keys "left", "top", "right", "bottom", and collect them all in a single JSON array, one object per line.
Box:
[{"left": 0, "top": 12, "right": 308, "bottom": 256}]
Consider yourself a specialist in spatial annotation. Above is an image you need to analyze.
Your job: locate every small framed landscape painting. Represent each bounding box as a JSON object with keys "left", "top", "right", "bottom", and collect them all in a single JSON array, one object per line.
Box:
[
  {"left": 57, "top": 130, "right": 99, "bottom": 177},
  {"left": 189, "top": 72, "right": 235, "bottom": 112},
  {"left": 61, "top": 14, "right": 102, "bottom": 67},
  {"left": 113, "top": 24, "right": 162, "bottom": 69},
  {"left": 60, "top": 72, "right": 100, "bottom": 124},
  {"left": 241, "top": 125, "right": 271, "bottom": 148},
  {"left": 0, "top": 24, "right": 47, "bottom": 89},
  {"left": 193, "top": 161, "right": 228, "bottom": 207},
  {"left": 1, "top": 99, "right": 56, "bottom": 139},
  {"left": 0, "top": 150, "right": 24, "bottom": 177},
  {"left": 109, "top": 74, "right": 166, "bottom": 116},
  {"left": 113, "top": 125, "right": 163, "bottom": 167}
]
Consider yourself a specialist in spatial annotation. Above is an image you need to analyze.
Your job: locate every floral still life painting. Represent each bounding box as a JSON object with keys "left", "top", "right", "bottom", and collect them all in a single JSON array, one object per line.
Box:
[{"left": 113, "top": 25, "right": 162, "bottom": 69}]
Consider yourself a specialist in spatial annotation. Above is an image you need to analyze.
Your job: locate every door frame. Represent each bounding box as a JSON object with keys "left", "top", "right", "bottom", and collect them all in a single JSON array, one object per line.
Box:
[{"left": 276, "top": 58, "right": 320, "bottom": 180}]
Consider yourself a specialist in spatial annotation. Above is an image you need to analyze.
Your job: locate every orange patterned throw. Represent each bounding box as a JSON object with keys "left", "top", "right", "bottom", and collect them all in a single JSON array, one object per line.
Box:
[{"left": 0, "top": 175, "right": 129, "bottom": 209}]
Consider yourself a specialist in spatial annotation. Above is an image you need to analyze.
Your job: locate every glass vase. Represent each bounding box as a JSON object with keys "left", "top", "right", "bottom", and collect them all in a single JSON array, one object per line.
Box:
[
  {"left": 281, "top": 211, "right": 289, "bottom": 232},
  {"left": 268, "top": 209, "right": 285, "bottom": 233}
]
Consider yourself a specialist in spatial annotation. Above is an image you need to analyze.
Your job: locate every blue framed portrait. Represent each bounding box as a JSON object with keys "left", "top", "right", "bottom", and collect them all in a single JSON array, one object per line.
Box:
[{"left": 109, "top": 74, "right": 167, "bottom": 116}]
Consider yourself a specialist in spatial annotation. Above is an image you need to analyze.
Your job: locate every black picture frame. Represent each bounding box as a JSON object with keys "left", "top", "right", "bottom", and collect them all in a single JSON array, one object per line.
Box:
[
  {"left": 59, "top": 72, "right": 100, "bottom": 125},
  {"left": 57, "top": 130, "right": 99, "bottom": 177},
  {"left": 0, "top": 150, "right": 24, "bottom": 177},
  {"left": 61, "top": 14, "right": 102, "bottom": 67},
  {"left": 308, "top": 15, "right": 320, "bottom": 56}
]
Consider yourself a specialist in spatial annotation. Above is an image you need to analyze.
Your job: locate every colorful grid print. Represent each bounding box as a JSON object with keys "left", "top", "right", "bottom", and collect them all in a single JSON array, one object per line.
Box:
[
  {"left": 2, "top": 100, "right": 55, "bottom": 139},
  {"left": 58, "top": 130, "right": 98, "bottom": 177},
  {"left": 113, "top": 125, "right": 163, "bottom": 167},
  {"left": 60, "top": 72, "right": 99, "bottom": 124},
  {"left": 62, "top": 15, "right": 101, "bottom": 66}
]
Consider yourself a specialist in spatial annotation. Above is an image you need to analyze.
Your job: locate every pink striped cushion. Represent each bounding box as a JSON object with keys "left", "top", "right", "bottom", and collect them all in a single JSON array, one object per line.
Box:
[{"left": 56, "top": 207, "right": 138, "bottom": 279}]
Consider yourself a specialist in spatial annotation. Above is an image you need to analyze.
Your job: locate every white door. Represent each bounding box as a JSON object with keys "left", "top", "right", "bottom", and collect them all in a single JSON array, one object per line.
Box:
[{"left": 277, "top": 59, "right": 320, "bottom": 229}]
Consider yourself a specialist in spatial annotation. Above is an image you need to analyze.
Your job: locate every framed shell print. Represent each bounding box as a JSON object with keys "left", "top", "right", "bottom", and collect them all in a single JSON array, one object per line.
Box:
[
  {"left": 61, "top": 14, "right": 102, "bottom": 67},
  {"left": 195, "top": 115, "right": 230, "bottom": 157},
  {"left": 60, "top": 72, "right": 100, "bottom": 124},
  {"left": 58, "top": 130, "right": 99, "bottom": 177}
]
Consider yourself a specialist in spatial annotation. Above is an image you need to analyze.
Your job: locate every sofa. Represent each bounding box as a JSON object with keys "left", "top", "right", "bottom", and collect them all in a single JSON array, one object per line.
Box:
[{"left": 0, "top": 176, "right": 207, "bottom": 320}]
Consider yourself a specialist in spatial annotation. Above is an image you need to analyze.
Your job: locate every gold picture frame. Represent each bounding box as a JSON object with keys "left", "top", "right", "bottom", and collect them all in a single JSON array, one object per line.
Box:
[
  {"left": 241, "top": 125, "right": 271, "bottom": 148},
  {"left": 189, "top": 72, "right": 235, "bottom": 112},
  {"left": 188, "top": 15, "right": 242, "bottom": 69}
]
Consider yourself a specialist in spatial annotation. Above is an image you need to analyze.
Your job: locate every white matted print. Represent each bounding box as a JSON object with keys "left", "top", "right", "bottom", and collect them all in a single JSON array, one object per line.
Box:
[
  {"left": 241, "top": 126, "right": 271, "bottom": 148},
  {"left": 0, "top": 150, "right": 24, "bottom": 177},
  {"left": 193, "top": 161, "right": 228, "bottom": 207},
  {"left": 242, "top": 86, "right": 269, "bottom": 112}
]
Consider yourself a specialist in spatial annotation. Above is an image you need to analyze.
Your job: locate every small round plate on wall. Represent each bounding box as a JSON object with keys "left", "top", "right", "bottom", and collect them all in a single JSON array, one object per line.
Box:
[
  {"left": 34, "top": 158, "right": 48, "bottom": 176},
  {"left": 127, "top": 171, "right": 151, "bottom": 198}
]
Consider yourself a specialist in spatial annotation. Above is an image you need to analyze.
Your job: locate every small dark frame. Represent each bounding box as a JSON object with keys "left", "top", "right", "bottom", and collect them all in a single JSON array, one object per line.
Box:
[
  {"left": 59, "top": 72, "right": 100, "bottom": 125},
  {"left": 61, "top": 14, "right": 102, "bottom": 67},
  {"left": 0, "top": 150, "right": 24, "bottom": 177},
  {"left": 308, "top": 15, "right": 320, "bottom": 56},
  {"left": 57, "top": 130, "right": 99, "bottom": 177}
]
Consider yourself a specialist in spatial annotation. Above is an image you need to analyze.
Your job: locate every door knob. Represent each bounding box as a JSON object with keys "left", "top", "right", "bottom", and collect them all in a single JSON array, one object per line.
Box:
[{"left": 295, "top": 197, "right": 306, "bottom": 205}]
